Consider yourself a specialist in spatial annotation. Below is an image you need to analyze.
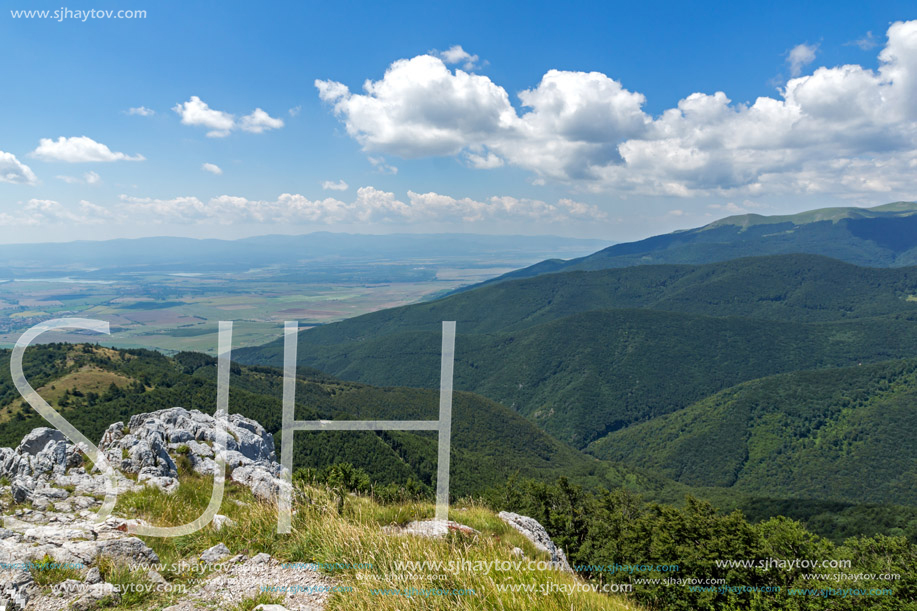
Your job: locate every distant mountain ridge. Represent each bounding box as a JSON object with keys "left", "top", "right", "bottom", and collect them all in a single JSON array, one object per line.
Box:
[
  {"left": 0, "top": 232, "right": 611, "bottom": 276},
  {"left": 479, "top": 201, "right": 917, "bottom": 286}
]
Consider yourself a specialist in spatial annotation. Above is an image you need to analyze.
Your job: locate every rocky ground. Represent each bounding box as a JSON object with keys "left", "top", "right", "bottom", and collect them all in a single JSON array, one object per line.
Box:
[
  {"left": 155, "top": 550, "right": 331, "bottom": 611},
  {"left": 0, "top": 407, "right": 300, "bottom": 610},
  {"left": 0, "top": 407, "right": 573, "bottom": 611}
]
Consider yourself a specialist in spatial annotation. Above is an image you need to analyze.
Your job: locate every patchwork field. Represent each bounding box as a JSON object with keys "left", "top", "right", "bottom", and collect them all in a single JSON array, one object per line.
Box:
[
  {"left": 0, "top": 266, "right": 524, "bottom": 353},
  {"left": 0, "top": 233, "right": 612, "bottom": 353}
]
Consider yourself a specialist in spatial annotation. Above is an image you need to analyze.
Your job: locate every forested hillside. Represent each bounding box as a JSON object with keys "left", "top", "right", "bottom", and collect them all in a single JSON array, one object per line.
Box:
[
  {"left": 236, "top": 255, "right": 917, "bottom": 448},
  {"left": 5, "top": 342, "right": 917, "bottom": 547},
  {"left": 237, "top": 255, "right": 917, "bottom": 354},
  {"left": 477, "top": 201, "right": 917, "bottom": 285},
  {"left": 0, "top": 343, "right": 670, "bottom": 499},
  {"left": 589, "top": 358, "right": 917, "bottom": 505},
  {"left": 227, "top": 252, "right": 917, "bottom": 536}
]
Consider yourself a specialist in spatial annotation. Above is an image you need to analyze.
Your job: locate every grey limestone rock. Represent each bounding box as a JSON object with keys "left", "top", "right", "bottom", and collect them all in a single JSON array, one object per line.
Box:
[
  {"left": 200, "top": 543, "right": 232, "bottom": 563},
  {"left": 498, "top": 511, "right": 573, "bottom": 573}
]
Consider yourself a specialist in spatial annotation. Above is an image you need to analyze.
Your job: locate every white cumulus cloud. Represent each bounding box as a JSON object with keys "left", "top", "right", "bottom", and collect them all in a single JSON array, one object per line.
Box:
[
  {"left": 201, "top": 163, "right": 223, "bottom": 175},
  {"left": 406, "top": 191, "right": 606, "bottom": 222},
  {"left": 2, "top": 186, "right": 607, "bottom": 228},
  {"left": 0, "top": 151, "right": 38, "bottom": 185},
  {"left": 0, "top": 199, "right": 115, "bottom": 226},
  {"left": 173, "top": 96, "right": 284, "bottom": 137},
  {"left": 239, "top": 108, "right": 284, "bottom": 133},
  {"left": 31, "top": 136, "right": 144, "bottom": 163},
  {"left": 110, "top": 188, "right": 605, "bottom": 226},
  {"left": 314, "top": 54, "right": 649, "bottom": 179},
  {"left": 316, "top": 55, "right": 515, "bottom": 158},
  {"left": 313, "top": 22, "right": 917, "bottom": 201},
  {"left": 172, "top": 96, "right": 235, "bottom": 137},
  {"left": 465, "top": 150, "right": 504, "bottom": 169},
  {"left": 438, "top": 45, "right": 481, "bottom": 70},
  {"left": 120, "top": 195, "right": 210, "bottom": 223}
]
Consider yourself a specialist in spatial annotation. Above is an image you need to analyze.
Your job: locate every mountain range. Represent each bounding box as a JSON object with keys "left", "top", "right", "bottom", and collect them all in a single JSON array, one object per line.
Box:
[
  {"left": 8, "top": 201, "right": 917, "bottom": 547},
  {"left": 477, "top": 201, "right": 917, "bottom": 287},
  {"left": 235, "top": 254, "right": 917, "bottom": 446},
  {"left": 232, "top": 203, "right": 917, "bottom": 519}
]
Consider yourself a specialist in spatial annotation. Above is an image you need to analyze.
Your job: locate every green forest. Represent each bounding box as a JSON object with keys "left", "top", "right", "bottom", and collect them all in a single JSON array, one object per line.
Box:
[{"left": 5, "top": 251, "right": 917, "bottom": 609}]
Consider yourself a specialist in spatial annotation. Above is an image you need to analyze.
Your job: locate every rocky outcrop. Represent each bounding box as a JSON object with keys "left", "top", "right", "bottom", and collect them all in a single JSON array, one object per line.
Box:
[
  {"left": 98, "top": 407, "right": 285, "bottom": 497},
  {"left": 0, "top": 426, "right": 136, "bottom": 513},
  {"left": 498, "top": 511, "right": 573, "bottom": 573},
  {"left": 0, "top": 407, "right": 288, "bottom": 513},
  {"left": 0, "top": 408, "right": 287, "bottom": 509},
  {"left": 0, "top": 513, "right": 159, "bottom": 610},
  {"left": 0, "top": 428, "right": 83, "bottom": 481},
  {"left": 0, "top": 407, "right": 292, "bottom": 610},
  {"left": 0, "top": 562, "right": 31, "bottom": 611},
  {"left": 0, "top": 515, "right": 160, "bottom": 566}
]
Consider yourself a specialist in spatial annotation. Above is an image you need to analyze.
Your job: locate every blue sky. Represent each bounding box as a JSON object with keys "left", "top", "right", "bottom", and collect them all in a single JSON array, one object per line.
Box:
[{"left": 1, "top": 0, "right": 916, "bottom": 243}]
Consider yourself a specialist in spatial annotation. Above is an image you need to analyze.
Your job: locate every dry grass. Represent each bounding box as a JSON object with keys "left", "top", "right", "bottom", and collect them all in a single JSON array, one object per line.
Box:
[
  {"left": 113, "top": 475, "right": 640, "bottom": 610},
  {"left": 0, "top": 364, "right": 135, "bottom": 422}
]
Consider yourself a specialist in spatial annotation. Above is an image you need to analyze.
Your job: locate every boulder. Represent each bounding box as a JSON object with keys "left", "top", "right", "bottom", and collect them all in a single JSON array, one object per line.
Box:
[
  {"left": 95, "top": 536, "right": 161, "bottom": 564},
  {"left": 84, "top": 566, "right": 102, "bottom": 584},
  {"left": 15, "top": 428, "right": 66, "bottom": 456},
  {"left": 148, "top": 568, "right": 167, "bottom": 584},
  {"left": 200, "top": 543, "right": 231, "bottom": 563},
  {"left": 230, "top": 465, "right": 287, "bottom": 501},
  {"left": 498, "top": 511, "right": 573, "bottom": 573},
  {"left": 10, "top": 477, "right": 35, "bottom": 504}
]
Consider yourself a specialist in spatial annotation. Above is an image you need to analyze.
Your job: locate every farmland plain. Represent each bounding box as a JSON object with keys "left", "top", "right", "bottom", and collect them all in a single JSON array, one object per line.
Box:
[{"left": 0, "top": 232, "right": 609, "bottom": 353}]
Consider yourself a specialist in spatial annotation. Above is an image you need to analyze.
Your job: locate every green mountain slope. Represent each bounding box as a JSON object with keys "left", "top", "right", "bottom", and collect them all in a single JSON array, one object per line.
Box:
[
  {"left": 236, "top": 255, "right": 917, "bottom": 447},
  {"left": 0, "top": 343, "right": 672, "bottom": 499},
  {"left": 4, "top": 343, "right": 916, "bottom": 543},
  {"left": 588, "top": 358, "right": 917, "bottom": 506},
  {"left": 242, "top": 308, "right": 917, "bottom": 447},
  {"left": 236, "top": 255, "right": 917, "bottom": 355},
  {"left": 479, "top": 201, "right": 917, "bottom": 285}
]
